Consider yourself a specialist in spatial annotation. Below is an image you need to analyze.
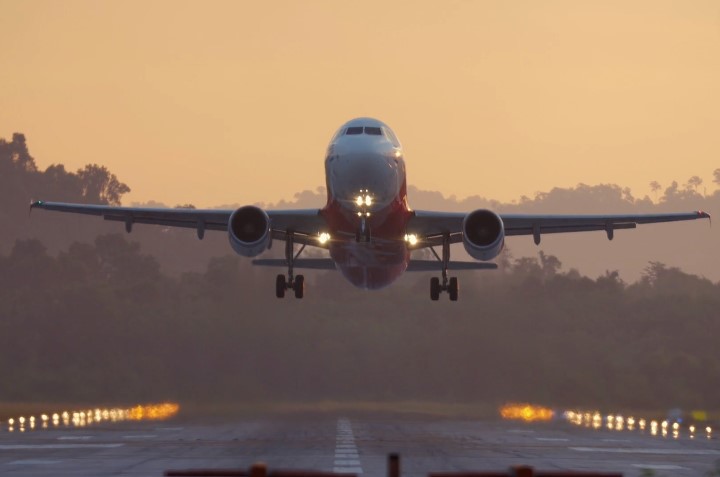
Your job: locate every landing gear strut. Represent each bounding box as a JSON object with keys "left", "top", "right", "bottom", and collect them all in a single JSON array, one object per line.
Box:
[
  {"left": 429, "top": 234, "right": 459, "bottom": 301},
  {"left": 276, "top": 233, "right": 305, "bottom": 299}
]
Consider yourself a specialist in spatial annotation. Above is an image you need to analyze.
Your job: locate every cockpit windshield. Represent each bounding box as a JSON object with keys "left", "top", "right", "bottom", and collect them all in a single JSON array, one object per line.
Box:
[{"left": 343, "top": 126, "right": 384, "bottom": 136}]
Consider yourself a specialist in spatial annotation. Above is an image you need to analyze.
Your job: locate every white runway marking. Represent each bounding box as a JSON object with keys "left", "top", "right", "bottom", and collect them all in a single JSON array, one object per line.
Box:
[
  {"left": 0, "top": 444, "right": 124, "bottom": 450},
  {"left": 122, "top": 434, "right": 157, "bottom": 439},
  {"left": 631, "top": 464, "right": 688, "bottom": 470},
  {"left": 334, "top": 418, "right": 362, "bottom": 474},
  {"left": 507, "top": 429, "right": 535, "bottom": 434},
  {"left": 571, "top": 447, "right": 720, "bottom": 455},
  {"left": 535, "top": 437, "right": 569, "bottom": 442},
  {"left": 8, "top": 460, "right": 63, "bottom": 465},
  {"left": 57, "top": 436, "right": 93, "bottom": 441}
]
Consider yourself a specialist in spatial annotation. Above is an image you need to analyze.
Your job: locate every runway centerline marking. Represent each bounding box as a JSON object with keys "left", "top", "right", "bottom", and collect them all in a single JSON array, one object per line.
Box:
[
  {"left": 334, "top": 418, "right": 362, "bottom": 474},
  {"left": 535, "top": 437, "right": 569, "bottom": 442}
]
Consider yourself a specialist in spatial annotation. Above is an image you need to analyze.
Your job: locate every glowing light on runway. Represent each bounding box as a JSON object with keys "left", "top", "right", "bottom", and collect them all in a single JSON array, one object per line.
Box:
[
  {"left": 500, "top": 403, "right": 554, "bottom": 422},
  {"left": 4, "top": 402, "right": 179, "bottom": 432},
  {"left": 128, "top": 403, "right": 180, "bottom": 421},
  {"left": 562, "top": 406, "right": 715, "bottom": 442}
]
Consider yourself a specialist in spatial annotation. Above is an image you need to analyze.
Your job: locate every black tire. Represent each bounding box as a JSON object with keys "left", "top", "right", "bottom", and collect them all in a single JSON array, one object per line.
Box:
[
  {"left": 448, "top": 277, "right": 459, "bottom": 301},
  {"left": 276, "top": 274, "right": 286, "bottom": 298},
  {"left": 294, "top": 275, "right": 305, "bottom": 299},
  {"left": 430, "top": 277, "right": 440, "bottom": 301}
]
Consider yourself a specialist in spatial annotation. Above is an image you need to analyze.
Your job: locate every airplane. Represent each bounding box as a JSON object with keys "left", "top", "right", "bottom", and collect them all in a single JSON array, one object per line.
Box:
[{"left": 31, "top": 117, "right": 711, "bottom": 301}]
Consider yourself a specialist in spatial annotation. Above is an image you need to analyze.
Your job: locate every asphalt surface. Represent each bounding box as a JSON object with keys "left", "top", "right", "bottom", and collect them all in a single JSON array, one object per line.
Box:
[{"left": 0, "top": 413, "right": 719, "bottom": 477}]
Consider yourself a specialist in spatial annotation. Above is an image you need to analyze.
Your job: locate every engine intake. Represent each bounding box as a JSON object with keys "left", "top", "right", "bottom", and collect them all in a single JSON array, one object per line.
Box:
[
  {"left": 228, "top": 206, "right": 271, "bottom": 257},
  {"left": 462, "top": 209, "right": 505, "bottom": 261}
]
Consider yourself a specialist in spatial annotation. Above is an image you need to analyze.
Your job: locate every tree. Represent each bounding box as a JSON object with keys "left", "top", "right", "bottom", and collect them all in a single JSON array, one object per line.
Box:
[
  {"left": 76, "top": 164, "right": 130, "bottom": 205},
  {"left": 649, "top": 181, "right": 661, "bottom": 201},
  {"left": 714, "top": 168, "right": 720, "bottom": 188},
  {"left": 0, "top": 133, "right": 38, "bottom": 173},
  {"left": 686, "top": 175, "right": 703, "bottom": 192}
]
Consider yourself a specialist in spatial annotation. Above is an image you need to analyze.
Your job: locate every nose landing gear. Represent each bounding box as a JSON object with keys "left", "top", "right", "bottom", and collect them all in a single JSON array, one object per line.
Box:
[
  {"left": 429, "top": 234, "right": 459, "bottom": 301},
  {"left": 276, "top": 233, "right": 305, "bottom": 299}
]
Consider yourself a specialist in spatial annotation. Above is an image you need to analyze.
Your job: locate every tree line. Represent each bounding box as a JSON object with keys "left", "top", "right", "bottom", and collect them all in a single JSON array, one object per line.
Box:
[{"left": 1, "top": 132, "right": 719, "bottom": 412}]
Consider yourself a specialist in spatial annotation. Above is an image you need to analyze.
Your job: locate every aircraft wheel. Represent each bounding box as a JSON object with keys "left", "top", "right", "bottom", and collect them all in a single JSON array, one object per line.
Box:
[
  {"left": 430, "top": 277, "right": 440, "bottom": 301},
  {"left": 294, "top": 275, "right": 305, "bottom": 299},
  {"left": 276, "top": 274, "right": 286, "bottom": 298},
  {"left": 448, "top": 277, "right": 459, "bottom": 301}
]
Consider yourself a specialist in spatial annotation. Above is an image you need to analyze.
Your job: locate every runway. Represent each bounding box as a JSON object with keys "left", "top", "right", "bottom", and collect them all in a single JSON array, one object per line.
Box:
[{"left": 0, "top": 412, "right": 718, "bottom": 477}]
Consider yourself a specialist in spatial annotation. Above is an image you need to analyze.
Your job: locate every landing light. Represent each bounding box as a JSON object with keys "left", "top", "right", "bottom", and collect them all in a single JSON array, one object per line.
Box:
[
  {"left": 356, "top": 196, "right": 364, "bottom": 206},
  {"left": 404, "top": 234, "right": 418, "bottom": 246},
  {"left": 318, "top": 232, "right": 331, "bottom": 244},
  {"left": 365, "top": 196, "right": 373, "bottom": 206}
]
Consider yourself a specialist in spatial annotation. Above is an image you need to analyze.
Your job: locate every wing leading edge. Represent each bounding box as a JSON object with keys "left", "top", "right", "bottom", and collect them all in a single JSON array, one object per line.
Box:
[
  {"left": 29, "top": 201, "right": 326, "bottom": 244},
  {"left": 408, "top": 210, "right": 711, "bottom": 246}
]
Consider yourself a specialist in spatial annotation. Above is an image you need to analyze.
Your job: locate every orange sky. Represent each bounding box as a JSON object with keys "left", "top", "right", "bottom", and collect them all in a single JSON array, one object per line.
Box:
[{"left": 2, "top": 1, "right": 719, "bottom": 208}]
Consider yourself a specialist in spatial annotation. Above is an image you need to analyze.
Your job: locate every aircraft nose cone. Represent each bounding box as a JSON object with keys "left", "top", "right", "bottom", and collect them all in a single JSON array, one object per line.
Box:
[{"left": 330, "top": 153, "right": 400, "bottom": 207}]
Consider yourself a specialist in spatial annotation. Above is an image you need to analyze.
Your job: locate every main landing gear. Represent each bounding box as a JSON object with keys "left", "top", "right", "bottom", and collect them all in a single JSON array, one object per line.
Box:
[
  {"left": 429, "top": 234, "right": 459, "bottom": 301},
  {"left": 276, "top": 233, "right": 305, "bottom": 299}
]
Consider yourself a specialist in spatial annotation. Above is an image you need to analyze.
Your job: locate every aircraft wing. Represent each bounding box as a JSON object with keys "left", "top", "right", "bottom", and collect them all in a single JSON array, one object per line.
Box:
[
  {"left": 407, "top": 210, "right": 711, "bottom": 246},
  {"left": 29, "top": 201, "right": 327, "bottom": 245}
]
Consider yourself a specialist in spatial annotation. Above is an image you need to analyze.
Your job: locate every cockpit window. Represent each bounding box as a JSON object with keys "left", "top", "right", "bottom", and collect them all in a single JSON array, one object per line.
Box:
[
  {"left": 383, "top": 127, "right": 401, "bottom": 147},
  {"left": 364, "top": 126, "right": 382, "bottom": 135},
  {"left": 346, "top": 127, "right": 364, "bottom": 135}
]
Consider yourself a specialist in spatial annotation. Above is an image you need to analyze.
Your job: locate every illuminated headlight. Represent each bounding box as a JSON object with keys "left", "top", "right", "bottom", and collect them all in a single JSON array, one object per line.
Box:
[
  {"left": 318, "top": 232, "right": 331, "bottom": 244},
  {"left": 356, "top": 196, "right": 364, "bottom": 206},
  {"left": 404, "top": 234, "right": 418, "bottom": 246},
  {"left": 365, "top": 196, "right": 373, "bottom": 206}
]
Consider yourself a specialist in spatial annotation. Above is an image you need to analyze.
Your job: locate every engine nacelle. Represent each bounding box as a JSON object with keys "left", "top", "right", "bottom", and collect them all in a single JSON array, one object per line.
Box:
[
  {"left": 228, "top": 206, "right": 271, "bottom": 257},
  {"left": 462, "top": 209, "right": 505, "bottom": 261}
]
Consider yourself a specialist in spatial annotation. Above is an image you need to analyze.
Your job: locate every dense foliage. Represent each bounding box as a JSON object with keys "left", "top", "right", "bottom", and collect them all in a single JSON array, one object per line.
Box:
[{"left": 1, "top": 234, "right": 719, "bottom": 410}]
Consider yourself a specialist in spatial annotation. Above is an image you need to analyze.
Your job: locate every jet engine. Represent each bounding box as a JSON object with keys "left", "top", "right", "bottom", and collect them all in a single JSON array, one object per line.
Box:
[
  {"left": 462, "top": 209, "right": 505, "bottom": 261},
  {"left": 228, "top": 206, "right": 271, "bottom": 257}
]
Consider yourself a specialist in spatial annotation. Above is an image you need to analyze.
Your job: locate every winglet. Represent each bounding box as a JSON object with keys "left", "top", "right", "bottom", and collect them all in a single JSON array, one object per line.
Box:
[
  {"left": 29, "top": 199, "right": 43, "bottom": 216},
  {"left": 698, "top": 210, "right": 711, "bottom": 228}
]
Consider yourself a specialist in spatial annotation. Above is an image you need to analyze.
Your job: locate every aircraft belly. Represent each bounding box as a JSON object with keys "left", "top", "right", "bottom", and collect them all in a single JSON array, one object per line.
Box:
[{"left": 329, "top": 241, "right": 409, "bottom": 290}]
